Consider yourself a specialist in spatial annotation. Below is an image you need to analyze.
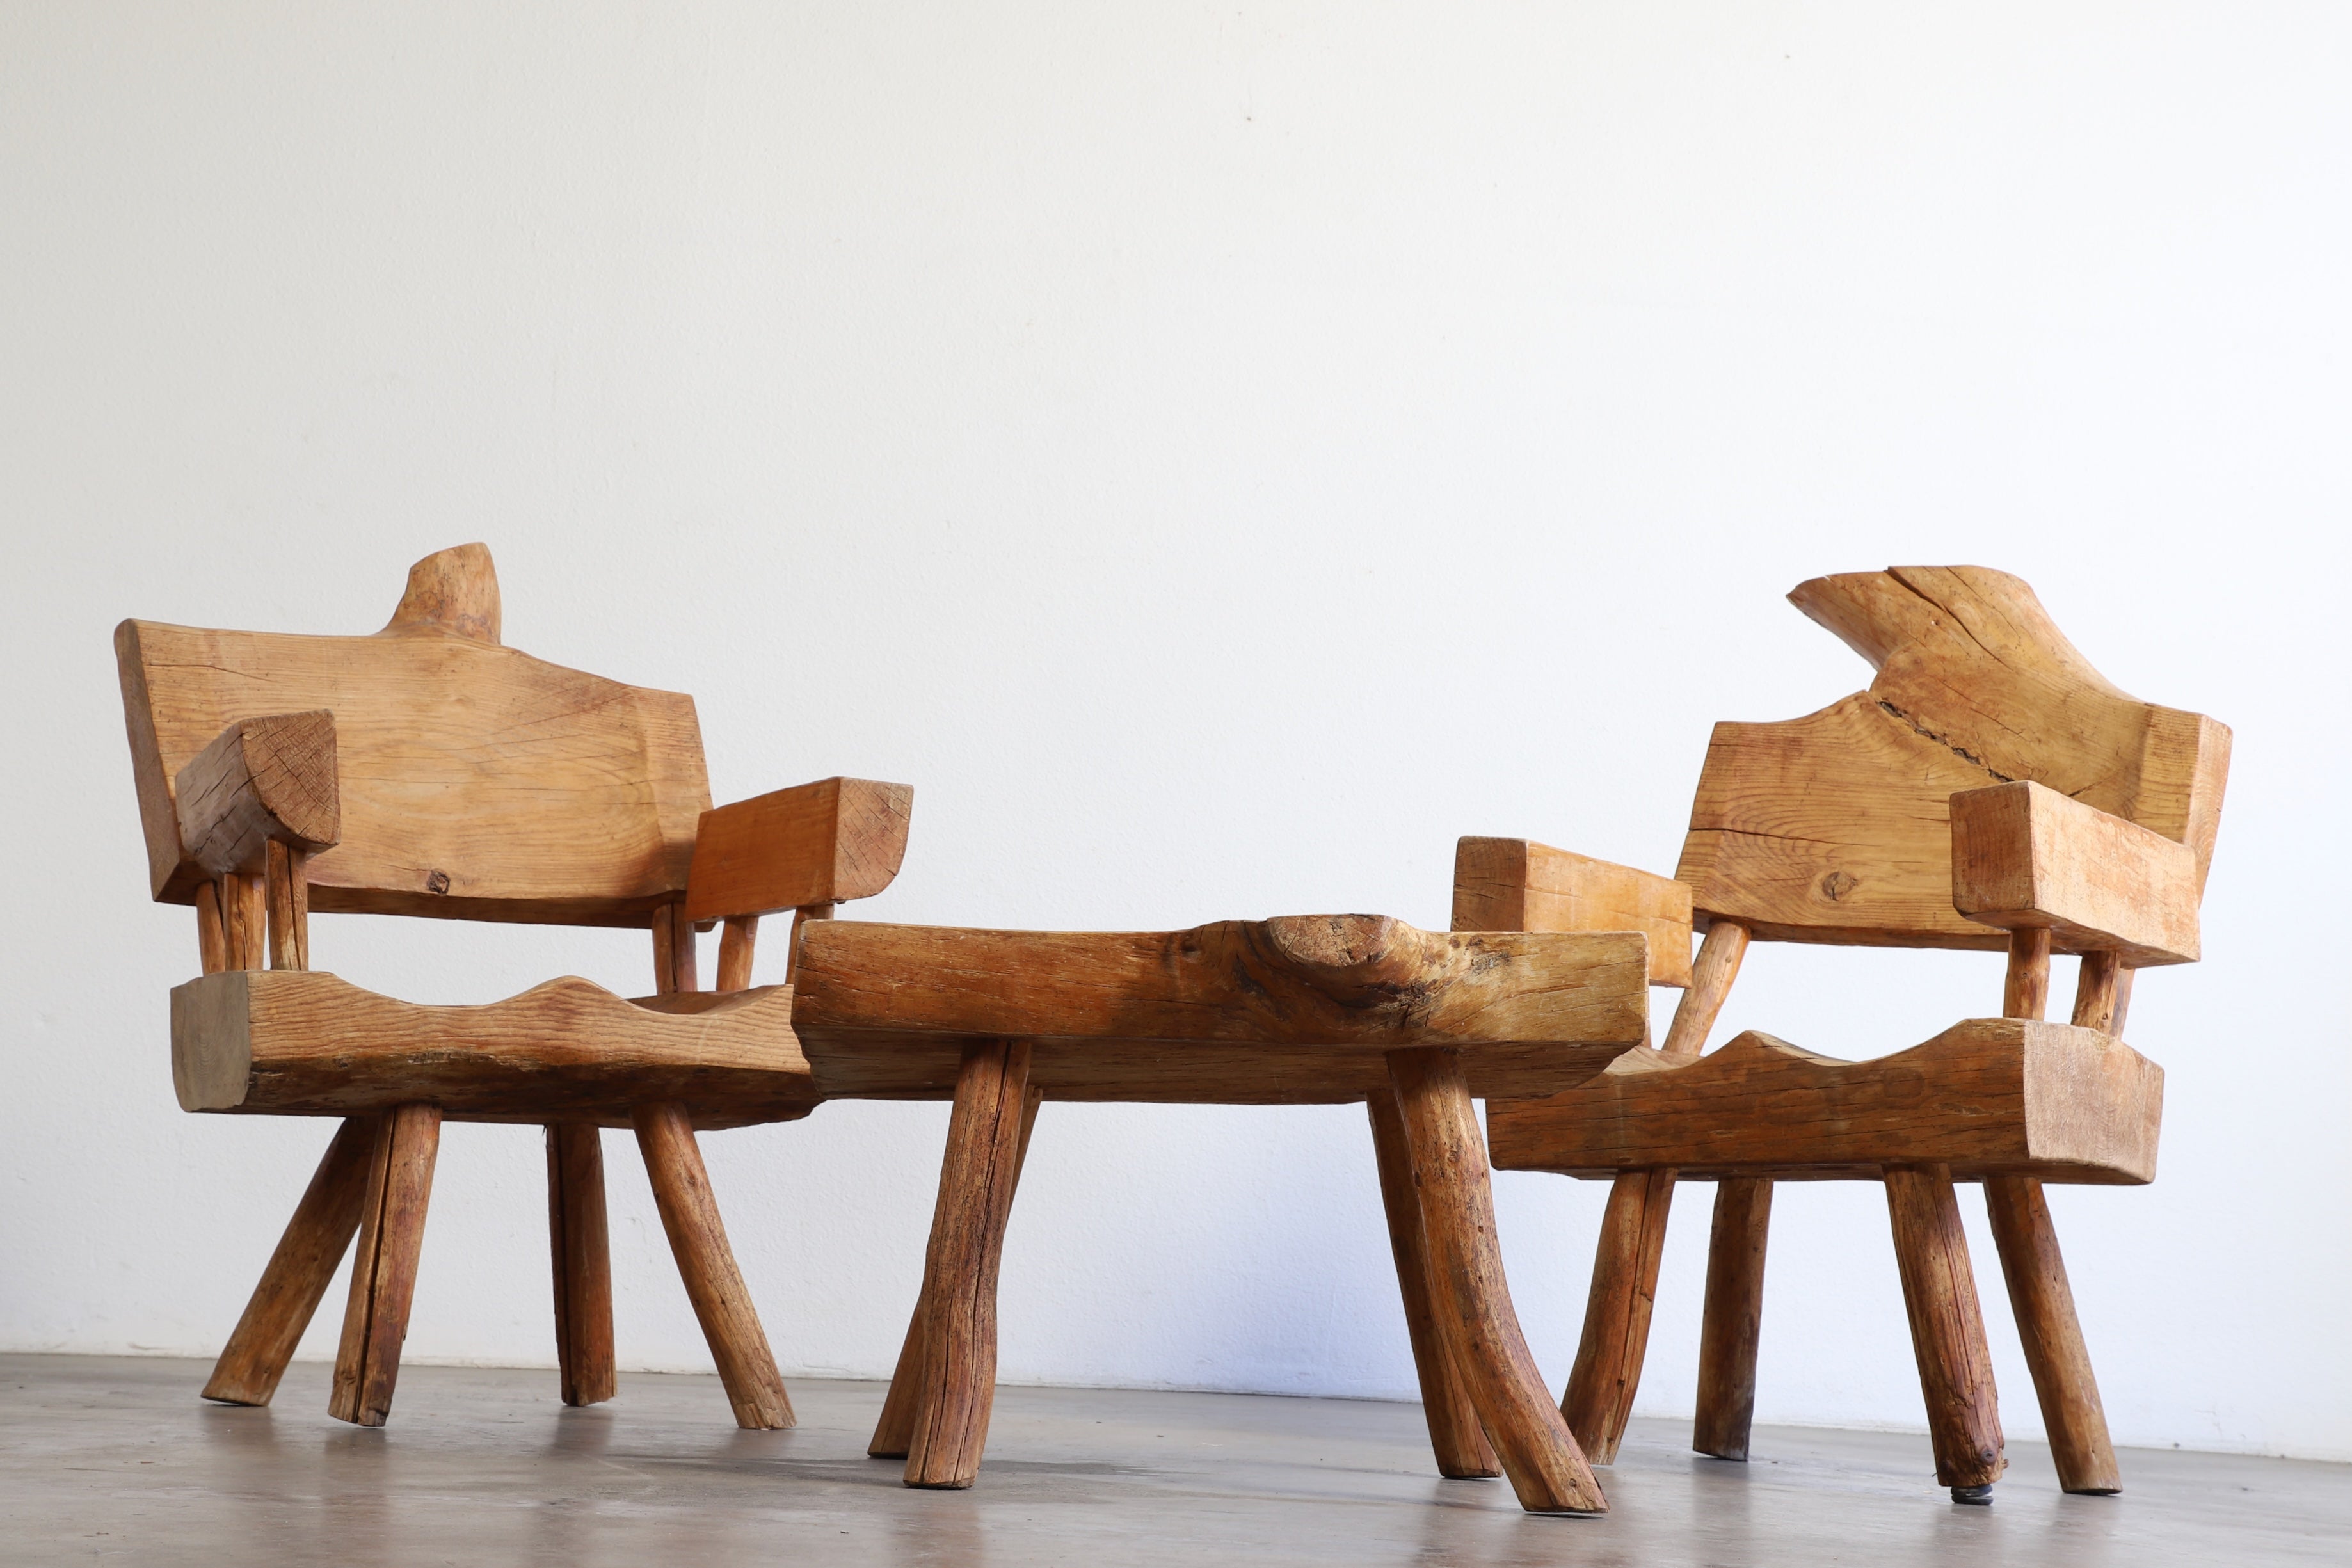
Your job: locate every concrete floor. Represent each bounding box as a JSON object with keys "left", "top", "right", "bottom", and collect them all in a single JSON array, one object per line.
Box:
[{"left": 3, "top": 1356, "right": 2345, "bottom": 1566}]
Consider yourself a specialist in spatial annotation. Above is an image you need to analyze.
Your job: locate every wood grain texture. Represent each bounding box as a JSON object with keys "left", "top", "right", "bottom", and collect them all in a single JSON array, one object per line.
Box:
[
  {"left": 1675, "top": 567, "right": 2229, "bottom": 950},
  {"left": 1952, "top": 781, "right": 2200, "bottom": 965},
  {"left": 116, "top": 546, "right": 710, "bottom": 924},
  {"left": 632, "top": 1102, "right": 794, "bottom": 1430},
  {"left": 790, "top": 916, "right": 1648, "bottom": 1103},
  {"left": 1367, "top": 1084, "right": 1501, "bottom": 1479},
  {"left": 871, "top": 1086, "right": 1041, "bottom": 1462},
  {"left": 1660, "top": 920, "right": 1750, "bottom": 1060},
  {"left": 1389, "top": 1047, "right": 1606, "bottom": 1514},
  {"left": 1692, "top": 1177, "right": 1773, "bottom": 1460},
  {"left": 173, "top": 710, "right": 340, "bottom": 876},
  {"left": 1984, "top": 1176, "right": 2121, "bottom": 1494},
  {"left": 1486, "top": 1020, "right": 2163, "bottom": 1184},
  {"left": 169, "top": 969, "right": 819, "bottom": 1128},
  {"left": 1451, "top": 837, "right": 1693, "bottom": 988},
  {"left": 1884, "top": 1165, "right": 2004, "bottom": 1491},
  {"left": 2004, "top": 927, "right": 2053, "bottom": 1023},
  {"left": 264, "top": 841, "right": 308, "bottom": 972},
  {"left": 716, "top": 915, "right": 759, "bottom": 992},
  {"left": 329, "top": 1104, "right": 441, "bottom": 1427},
  {"left": 200, "top": 1117, "right": 376, "bottom": 1407},
  {"left": 905, "top": 1041, "right": 1033, "bottom": 1489},
  {"left": 195, "top": 879, "right": 227, "bottom": 975},
  {"left": 2072, "top": 950, "right": 2124, "bottom": 1033},
  {"left": 684, "top": 778, "right": 914, "bottom": 924},
  {"left": 381, "top": 542, "right": 500, "bottom": 643},
  {"left": 546, "top": 1124, "right": 616, "bottom": 1407},
  {"left": 1562, "top": 1169, "right": 1676, "bottom": 1465},
  {"left": 219, "top": 872, "right": 266, "bottom": 971}
]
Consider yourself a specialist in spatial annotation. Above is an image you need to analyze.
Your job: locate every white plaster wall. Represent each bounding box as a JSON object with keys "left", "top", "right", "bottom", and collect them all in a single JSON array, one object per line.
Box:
[{"left": 3, "top": 3, "right": 2346, "bottom": 1460}]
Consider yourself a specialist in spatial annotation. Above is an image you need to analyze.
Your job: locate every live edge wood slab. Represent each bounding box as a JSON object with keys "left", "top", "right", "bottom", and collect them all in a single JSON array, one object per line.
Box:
[{"left": 787, "top": 915, "right": 1650, "bottom": 1103}]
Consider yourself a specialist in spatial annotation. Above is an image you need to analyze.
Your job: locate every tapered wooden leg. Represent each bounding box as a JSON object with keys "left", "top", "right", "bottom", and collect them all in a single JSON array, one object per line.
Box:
[
  {"left": 632, "top": 1102, "right": 793, "bottom": 1429},
  {"left": 547, "top": 1123, "right": 616, "bottom": 1407},
  {"left": 1368, "top": 1085, "right": 1501, "bottom": 1478},
  {"left": 1693, "top": 1176, "right": 1773, "bottom": 1460},
  {"left": 1562, "top": 1169, "right": 1676, "bottom": 1464},
  {"left": 1985, "top": 1176, "right": 2120, "bottom": 1494},
  {"left": 329, "top": 1105, "right": 442, "bottom": 1427},
  {"left": 1884, "top": 1164, "right": 2004, "bottom": 1498},
  {"left": 1388, "top": 1048, "right": 1606, "bottom": 1514},
  {"left": 904, "top": 1042, "right": 1033, "bottom": 1489},
  {"left": 201, "top": 1117, "right": 376, "bottom": 1406}
]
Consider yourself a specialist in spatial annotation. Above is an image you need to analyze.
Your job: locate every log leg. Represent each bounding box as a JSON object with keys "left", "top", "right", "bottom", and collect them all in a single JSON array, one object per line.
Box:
[
  {"left": 1562, "top": 1169, "right": 1675, "bottom": 1464},
  {"left": 202, "top": 1117, "right": 376, "bottom": 1406},
  {"left": 1388, "top": 1047, "right": 1606, "bottom": 1515},
  {"left": 547, "top": 1123, "right": 616, "bottom": 1407},
  {"left": 1884, "top": 1164, "right": 2004, "bottom": 1500},
  {"left": 1985, "top": 1176, "right": 2121, "bottom": 1494},
  {"left": 1693, "top": 1176, "right": 1773, "bottom": 1460},
  {"left": 872, "top": 1085, "right": 1041, "bottom": 1460},
  {"left": 328, "top": 1105, "right": 442, "bottom": 1427},
  {"left": 1368, "top": 1085, "right": 1500, "bottom": 1478},
  {"left": 632, "top": 1102, "right": 793, "bottom": 1429},
  {"left": 904, "top": 1042, "right": 1033, "bottom": 1489}
]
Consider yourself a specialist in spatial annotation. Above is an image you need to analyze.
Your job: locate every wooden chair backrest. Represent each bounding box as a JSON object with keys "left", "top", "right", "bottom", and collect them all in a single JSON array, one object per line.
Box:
[
  {"left": 116, "top": 545, "right": 711, "bottom": 927},
  {"left": 1672, "top": 566, "right": 2230, "bottom": 953}
]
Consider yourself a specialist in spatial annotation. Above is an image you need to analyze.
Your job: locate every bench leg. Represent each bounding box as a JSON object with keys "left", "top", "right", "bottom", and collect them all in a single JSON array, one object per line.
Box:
[
  {"left": 329, "top": 1105, "right": 441, "bottom": 1427},
  {"left": 202, "top": 1116, "right": 376, "bottom": 1406},
  {"left": 547, "top": 1123, "right": 616, "bottom": 1407},
  {"left": 1985, "top": 1176, "right": 2121, "bottom": 1494},
  {"left": 872, "top": 1085, "right": 1041, "bottom": 1459},
  {"left": 1388, "top": 1048, "right": 1606, "bottom": 1515},
  {"left": 1884, "top": 1164, "right": 2004, "bottom": 1499},
  {"left": 633, "top": 1102, "right": 794, "bottom": 1429},
  {"left": 1368, "top": 1086, "right": 1500, "bottom": 1479},
  {"left": 1562, "top": 1168, "right": 1676, "bottom": 1464},
  {"left": 904, "top": 1041, "right": 1033, "bottom": 1489},
  {"left": 1693, "top": 1176, "right": 1773, "bottom": 1460}
]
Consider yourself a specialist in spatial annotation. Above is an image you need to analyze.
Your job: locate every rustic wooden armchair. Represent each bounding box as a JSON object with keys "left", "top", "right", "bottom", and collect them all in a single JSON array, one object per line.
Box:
[
  {"left": 788, "top": 912, "right": 1667, "bottom": 1512},
  {"left": 118, "top": 543, "right": 913, "bottom": 1430},
  {"left": 1453, "top": 566, "right": 2228, "bottom": 1502}
]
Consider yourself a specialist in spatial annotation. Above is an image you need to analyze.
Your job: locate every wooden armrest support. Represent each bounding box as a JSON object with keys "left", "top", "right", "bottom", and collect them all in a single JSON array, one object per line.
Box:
[
  {"left": 1949, "top": 781, "right": 2200, "bottom": 966},
  {"left": 1452, "top": 836, "right": 1693, "bottom": 988},
  {"left": 684, "top": 776, "right": 913, "bottom": 924},
  {"left": 173, "top": 710, "right": 340, "bottom": 876}
]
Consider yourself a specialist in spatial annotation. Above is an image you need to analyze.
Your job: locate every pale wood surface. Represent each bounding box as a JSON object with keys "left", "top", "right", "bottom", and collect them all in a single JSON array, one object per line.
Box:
[
  {"left": 1389, "top": 1047, "right": 1606, "bottom": 1514},
  {"left": 904, "top": 1042, "right": 1032, "bottom": 1488},
  {"left": 1562, "top": 1169, "right": 1675, "bottom": 1465},
  {"left": 545, "top": 1124, "right": 616, "bottom": 1408},
  {"left": 170, "top": 970, "right": 819, "bottom": 1128},
  {"left": 684, "top": 777, "right": 914, "bottom": 924},
  {"left": 1451, "top": 837, "right": 1693, "bottom": 988},
  {"left": 117, "top": 545, "right": 710, "bottom": 924},
  {"left": 1985, "top": 1176, "right": 2121, "bottom": 1494},
  {"left": 328, "top": 1104, "right": 441, "bottom": 1427},
  {"left": 632, "top": 1102, "right": 794, "bottom": 1430},
  {"left": 2072, "top": 950, "right": 2124, "bottom": 1033},
  {"left": 1366, "top": 1085, "right": 1500, "bottom": 1479},
  {"left": 1487, "top": 1020, "right": 2163, "bottom": 1183},
  {"left": 1952, "top": 781, "right": 2201, "bottom": 965},
  {"left": 790, "top": 916, "right": 1648, "bottom": 1103},
  {"left": 173, "top": 710, "right": 340, "bottom": 876},
  {"left": 1692, "top": 1176, "right": 1773, "bottom": 1461},
  {"left": 2004, "top": 927, "right": 2054, "bottom": 1022},
  {"left": 200, "top": 1117, "right": 376, "bottom": 1407},
  {"left": 1676, "top": 567, "right": 2229, "bottom": 950},
  {"left": 1884, "top": 1164, "right": 2005, "bottom": 1490}
]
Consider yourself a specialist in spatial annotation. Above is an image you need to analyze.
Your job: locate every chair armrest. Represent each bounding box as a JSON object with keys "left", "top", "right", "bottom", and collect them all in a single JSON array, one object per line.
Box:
[
  {"left": 684, "top": 776, "right": 913, "bottom": 923},
  {"left": 173, "top": 710, "right": 340, "bottom": 875},
  {"left": 1452, "top": 836, "right": 1693, "bottom": 987},
  {"left": 1949, "top": 780, "right": 2200, "bottom": 966}
]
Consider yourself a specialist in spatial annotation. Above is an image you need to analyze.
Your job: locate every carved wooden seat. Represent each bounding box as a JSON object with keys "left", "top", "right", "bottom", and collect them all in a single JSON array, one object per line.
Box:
[
  {"left": 804, "top": 913, "right": 1656, "bottom": 1512},
  {"left": 120, "top": 545, "right": 909, "bottom": 1429},
  {"left": 1456, "top": 566, "right": 2228, "bottom": 1502}
]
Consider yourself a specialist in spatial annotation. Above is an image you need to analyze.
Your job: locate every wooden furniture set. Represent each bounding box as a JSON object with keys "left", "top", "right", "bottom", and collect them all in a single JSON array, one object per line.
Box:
[{"left": 118, "top": 549, "right": 2221, "bottom": 1514}]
